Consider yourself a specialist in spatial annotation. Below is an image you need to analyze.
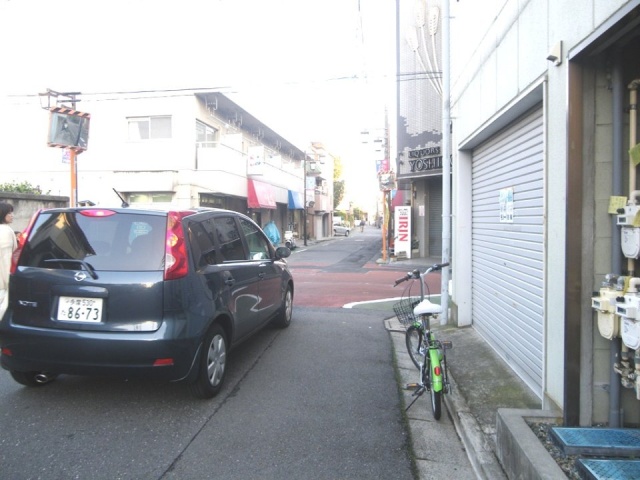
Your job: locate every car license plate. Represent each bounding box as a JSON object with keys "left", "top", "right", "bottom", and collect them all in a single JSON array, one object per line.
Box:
[{"left": 57, "top": 296, "right": 103, "bottom": 322}]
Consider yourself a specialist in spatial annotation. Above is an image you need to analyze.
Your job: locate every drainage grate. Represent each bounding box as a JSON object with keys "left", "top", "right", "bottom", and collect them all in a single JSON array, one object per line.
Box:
[
  {"left": 578, "top": 459, "right": 640, "bottom": 480},
  {"left": 551, "top": 427, "right": 640, "bottom": 456}
]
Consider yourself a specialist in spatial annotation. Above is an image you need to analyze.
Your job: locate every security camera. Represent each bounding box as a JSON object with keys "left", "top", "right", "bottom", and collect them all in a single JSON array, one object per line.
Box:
[{"left": 547, "top": 41, "right": 562, "bottom": 66}]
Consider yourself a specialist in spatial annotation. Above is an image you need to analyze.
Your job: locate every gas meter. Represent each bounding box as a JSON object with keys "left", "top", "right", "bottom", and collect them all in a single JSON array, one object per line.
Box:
[
  {"left": 592, "top": 274, "right": 623, "bottom": 340},
  {"left": 617, "top": 204, "right": 640, "bottom": 258},
  {"left": 616, "top": 278, "right": 640, "bottom": 350}
]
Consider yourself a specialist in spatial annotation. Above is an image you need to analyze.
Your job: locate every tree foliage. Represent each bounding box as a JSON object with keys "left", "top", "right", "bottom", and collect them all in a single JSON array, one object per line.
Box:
[
  {"left": 333, "top": 156, "right": 343, "bottom": 180},
  {"left": 333, "top": 156, "right": 345, "bottom": 208},
  {"left": 334, "top": 180, "right": 345, "bottom": 209},
  {"left": 0, "top": 181, "right": 44, "bottom": 194}
]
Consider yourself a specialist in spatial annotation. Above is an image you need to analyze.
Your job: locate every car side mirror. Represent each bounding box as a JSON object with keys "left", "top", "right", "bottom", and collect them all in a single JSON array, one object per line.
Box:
[{"left": 275, "top": 246, "right": 291, "bottom": 259}]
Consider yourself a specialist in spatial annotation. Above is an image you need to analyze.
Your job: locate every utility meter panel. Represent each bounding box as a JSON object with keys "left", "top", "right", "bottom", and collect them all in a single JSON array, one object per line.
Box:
[
  {"left": 592, "top": 286, "right": 621, "bottom": 339},
  {"left": 617, "top": 293, "right": 640, "bottom": 350},
  {"left": 618, "top": 204, "right": 640, "bottom": 258},
  {"left": 621, "top": 227, "right": 640, "bottom": 258}
]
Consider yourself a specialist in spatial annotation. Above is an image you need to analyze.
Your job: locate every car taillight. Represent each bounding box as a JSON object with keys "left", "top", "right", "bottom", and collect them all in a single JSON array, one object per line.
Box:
[
  {"left": 164, "top": 211, "right": 190, "bottom": 280},
  {"left": 10, "top": 209, "right": 39, "bottom": 273}
]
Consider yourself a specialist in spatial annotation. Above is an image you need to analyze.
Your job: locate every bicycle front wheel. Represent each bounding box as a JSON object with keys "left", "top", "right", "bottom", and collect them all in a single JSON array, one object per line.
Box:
[{"left": 405, "top": 325, "right": 424, "bottom": 369}]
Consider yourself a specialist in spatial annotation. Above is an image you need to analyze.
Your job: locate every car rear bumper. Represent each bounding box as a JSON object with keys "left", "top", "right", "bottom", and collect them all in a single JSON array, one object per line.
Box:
[{"left": 0, "top": 320, "right": 201, "bottom": 382}]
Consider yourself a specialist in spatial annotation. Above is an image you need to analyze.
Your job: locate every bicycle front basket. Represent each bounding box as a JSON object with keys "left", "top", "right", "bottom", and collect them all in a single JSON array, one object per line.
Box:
[{"left": 393, "top": 297, "right": 419, "bottom": 325}]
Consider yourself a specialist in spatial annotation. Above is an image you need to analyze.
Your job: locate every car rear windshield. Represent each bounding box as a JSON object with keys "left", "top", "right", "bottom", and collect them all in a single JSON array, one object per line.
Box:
[{"left": 18, "top": 211, "right": 168, "bottom": 271}]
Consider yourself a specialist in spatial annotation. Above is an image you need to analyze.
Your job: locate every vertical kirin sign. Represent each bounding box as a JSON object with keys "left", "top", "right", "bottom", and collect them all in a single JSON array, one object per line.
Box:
[{"left": 394, "top": 205, "right": 411, "bottom": 259}]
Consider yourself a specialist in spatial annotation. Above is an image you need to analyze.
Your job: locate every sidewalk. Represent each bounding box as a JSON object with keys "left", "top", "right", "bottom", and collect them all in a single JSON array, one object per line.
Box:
[{"left": 375, "top": 256, "right": 543, "bottom": 479}]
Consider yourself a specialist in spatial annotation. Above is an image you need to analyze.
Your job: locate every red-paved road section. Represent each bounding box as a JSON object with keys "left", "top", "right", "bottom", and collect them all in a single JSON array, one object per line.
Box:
[{"left": 290, "top": 261, "right": 443, "bottom": 307}]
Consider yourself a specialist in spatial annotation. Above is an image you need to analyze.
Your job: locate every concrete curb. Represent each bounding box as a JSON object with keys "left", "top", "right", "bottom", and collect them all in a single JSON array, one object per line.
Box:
[
  {"left": 444, "top": 374, "right": 507, "bottom": 480},
  {"left": 495, "top": 409, "right": 565, "bottom": 480}
]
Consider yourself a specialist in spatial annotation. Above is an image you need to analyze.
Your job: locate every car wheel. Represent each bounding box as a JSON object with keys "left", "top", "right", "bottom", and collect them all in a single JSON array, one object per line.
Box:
[
  {"left": 272, "top": 285, "right": 293, "bottom": 329},
  {"left": 333, "top": 229, "right": 337, "bottom": 236},
  {"left": 345, "top": 230, "right": 350, "bottom": 237},
  {"left": 10, "top": 370, "right": 58, "bottom": 387},
  {"left": 189, "top": 324, "right": 227, "bottom": 399}
]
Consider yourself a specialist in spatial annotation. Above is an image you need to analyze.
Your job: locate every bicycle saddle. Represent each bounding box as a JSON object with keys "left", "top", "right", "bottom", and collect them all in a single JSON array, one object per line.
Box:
[{"left": 413, "top": 299, "right": 443, "bottom": 315}]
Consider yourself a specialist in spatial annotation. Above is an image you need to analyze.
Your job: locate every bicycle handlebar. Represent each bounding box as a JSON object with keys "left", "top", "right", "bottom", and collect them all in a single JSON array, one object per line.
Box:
[
  {"left": 393, "top": 262, "right": 450, "bottom": 286},
  {"left": 394, "top": 269, "right": 419, "bottom": 286}
]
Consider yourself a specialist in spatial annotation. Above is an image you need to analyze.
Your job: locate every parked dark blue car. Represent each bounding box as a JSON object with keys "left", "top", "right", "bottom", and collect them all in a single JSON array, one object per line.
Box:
[{"left": 0, "top": 206, "right": 293, "bottom": 398}]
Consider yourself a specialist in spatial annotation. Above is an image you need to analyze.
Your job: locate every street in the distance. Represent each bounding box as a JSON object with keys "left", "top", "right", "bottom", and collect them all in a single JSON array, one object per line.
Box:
[{"left": 288, "top": 227, "right": 442, "bottom": 307}]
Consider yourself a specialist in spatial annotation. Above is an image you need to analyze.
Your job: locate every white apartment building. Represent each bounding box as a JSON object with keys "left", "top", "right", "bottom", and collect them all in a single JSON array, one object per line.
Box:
[{"left": 4, "top": 91, "right": 335, "bottom": 242}]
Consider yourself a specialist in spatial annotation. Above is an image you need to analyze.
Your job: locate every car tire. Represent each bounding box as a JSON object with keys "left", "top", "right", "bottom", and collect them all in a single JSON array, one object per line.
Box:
[
  {"left": 189, "top": 324, "right": 227, "bottom": 399},
  {"left": 345, "top": 230, "right": 350, "bottom": 237},
  {"left": 272, "top": 285, "right": 293, "bottom": 329},
  {"left": 333, "top": 230, "right": 337, "bottom": 236},
  {"left": 10, "top": 370, "right": 58, "bottom": 387}
]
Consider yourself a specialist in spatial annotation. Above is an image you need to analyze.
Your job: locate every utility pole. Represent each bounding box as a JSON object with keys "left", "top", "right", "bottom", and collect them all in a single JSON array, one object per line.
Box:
[
  {"left": 440, "top": 0, "right": 451, "bottom": 325},
  {"left": 303, "top": 152, "right": 308, "bottom": 246}
]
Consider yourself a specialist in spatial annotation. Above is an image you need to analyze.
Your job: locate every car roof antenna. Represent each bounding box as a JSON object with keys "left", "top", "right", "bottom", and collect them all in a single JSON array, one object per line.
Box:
[{"left": 113, "top": 188, "right": 130, "bottom": 208}]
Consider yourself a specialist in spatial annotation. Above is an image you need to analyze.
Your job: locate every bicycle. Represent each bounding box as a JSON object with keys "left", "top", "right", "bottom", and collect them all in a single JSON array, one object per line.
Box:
[{"left": 393, "top": 263, "right": 452, "bottom": 419}]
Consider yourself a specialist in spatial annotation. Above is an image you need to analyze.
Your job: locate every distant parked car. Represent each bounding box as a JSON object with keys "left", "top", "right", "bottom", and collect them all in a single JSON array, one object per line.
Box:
[
  {"left": 333, "top": 223, "right": 350, "bottom": 236},
  {"left": 0, "top": 206, "right": 294, "bottom": 399}
]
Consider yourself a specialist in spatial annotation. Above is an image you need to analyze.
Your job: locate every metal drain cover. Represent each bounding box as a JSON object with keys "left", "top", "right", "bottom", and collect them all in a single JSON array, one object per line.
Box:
[
  {"left": 551, "top": 427, "right": 640, "bottom": 456},
  {"left": 578, "top": 459, "right": 640, "bottom": 480}
]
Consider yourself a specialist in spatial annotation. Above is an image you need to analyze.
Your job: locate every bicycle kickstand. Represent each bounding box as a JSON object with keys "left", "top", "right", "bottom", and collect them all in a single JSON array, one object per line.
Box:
[{"left": 404, "top": 383, "right": 425, "bottom": 411}]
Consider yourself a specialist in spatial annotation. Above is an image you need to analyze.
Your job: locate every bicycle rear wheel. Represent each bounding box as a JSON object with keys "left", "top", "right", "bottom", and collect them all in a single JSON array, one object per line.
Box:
[
  {"left": 423, "top": 354, "right": 442, "bottom": 419},
  {"left": 430, "top": 385, "right": 442, "bottom": 420},
  {"left": 405, "top": 326, "right": 424, "bottom": 369}
]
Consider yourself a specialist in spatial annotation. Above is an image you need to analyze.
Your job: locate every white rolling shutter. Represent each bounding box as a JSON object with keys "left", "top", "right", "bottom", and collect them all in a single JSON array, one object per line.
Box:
[{"left": 471, "top": 106, "right": 545, "bottom": 396}]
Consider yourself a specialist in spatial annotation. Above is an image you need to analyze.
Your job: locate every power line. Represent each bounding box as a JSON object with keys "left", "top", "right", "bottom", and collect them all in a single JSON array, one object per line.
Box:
[{"left": 5, "top": 74, "right": 373, "bottom": 101}]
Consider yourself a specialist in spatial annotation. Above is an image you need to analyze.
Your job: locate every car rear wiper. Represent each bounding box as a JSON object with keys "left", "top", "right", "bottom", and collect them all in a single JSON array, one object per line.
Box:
[{"left": 44, "top": 259, "right": 99, "bottom": 279}]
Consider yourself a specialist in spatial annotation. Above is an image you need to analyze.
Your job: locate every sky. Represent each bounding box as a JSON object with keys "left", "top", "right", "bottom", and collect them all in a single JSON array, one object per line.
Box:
[{"left": 0, "top": 0, "right": 396, "bottom": 209}]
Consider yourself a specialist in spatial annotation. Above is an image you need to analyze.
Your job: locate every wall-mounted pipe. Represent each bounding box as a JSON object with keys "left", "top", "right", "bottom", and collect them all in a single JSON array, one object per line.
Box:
[
  {"left": 628, "top": 277, "right": 640, "bottom": 293},
  {"left": 613, "top": 343, "right": 632, "bottom": 389},
  {"left": 609, "top": 54, "right": 624, "bottom": 428},
  {"left": 628, "top": 79, "right": 640, "bottom": 277}
]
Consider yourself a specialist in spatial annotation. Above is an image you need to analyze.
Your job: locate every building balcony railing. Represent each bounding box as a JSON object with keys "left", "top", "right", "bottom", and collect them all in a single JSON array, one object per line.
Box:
[{"left": 312, "top": 192, "right": 331, "bottom": 212}]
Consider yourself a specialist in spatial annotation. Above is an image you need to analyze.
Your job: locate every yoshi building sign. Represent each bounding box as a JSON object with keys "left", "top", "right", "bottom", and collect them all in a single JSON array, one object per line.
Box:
[{"left": 407, "top": 146, "right": 442, "bottom": 173}]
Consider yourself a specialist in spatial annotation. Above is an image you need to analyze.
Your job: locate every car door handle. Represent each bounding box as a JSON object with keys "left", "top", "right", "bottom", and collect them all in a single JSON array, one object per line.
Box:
[{"left": 258, "top": 272, "right": 265, "bottom": 279}]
